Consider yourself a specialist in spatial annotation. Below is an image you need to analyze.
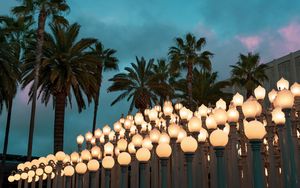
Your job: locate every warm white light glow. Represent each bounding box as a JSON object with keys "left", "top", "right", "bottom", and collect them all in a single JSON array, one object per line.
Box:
[
  {"left": 244, "top": 120, "right": 266, "bottom": 140},
  {"left": 181, "top": 136, "right": 198, "bottom": 153},
  {"left": 136, "top": 148, "right": 151, "bottom": 162},
  {"left": 156, "top": 143, "right": 172, "bottom": 158},
  {"left": 209, "top": 129, "right": 229, "bottom": 147}
]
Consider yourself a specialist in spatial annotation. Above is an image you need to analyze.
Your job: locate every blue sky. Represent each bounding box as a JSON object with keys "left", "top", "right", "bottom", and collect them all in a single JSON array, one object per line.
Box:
[{"left": 1, "top": 0, "right": 300, "bottom": 156}]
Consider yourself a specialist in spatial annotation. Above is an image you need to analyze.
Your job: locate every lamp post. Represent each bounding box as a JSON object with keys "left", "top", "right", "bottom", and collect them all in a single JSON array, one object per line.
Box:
[
  {"left": 64, "top": 166, "right": 74, "bottom": 188},
  {"left": 75, "top": 162, "right": 87, "bottom": 188},
  {"left": 244, "top": 120, "right": 266, "bottom": 188},
  {"left": 102, "top": 156, "right": 115, "bottom": 188},
  {"left": 136, "top": 148, "right": 151, "bottom": 188},
  {"left": 87, "top": 159, "right": 100, "bottom": 188},
  {"left": 156, "top": 143, "right": 172, "bottom": 188},
  {"left": 180, "top": 136, "right": 198, "bottom": 188},
  {"left": 77, "top": 135, "right": 84, "bottom": 153},
  {"left": 117, "top": 152, "right": 131, "bottom": 188},
  {"left": 210, "top": 129, "right": 229, "bottom": 188}
]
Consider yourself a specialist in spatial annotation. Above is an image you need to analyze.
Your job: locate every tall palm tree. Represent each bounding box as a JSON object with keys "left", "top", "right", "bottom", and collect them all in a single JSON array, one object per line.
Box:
[
  {"left": 175, "top": 69, "right": 231, "bottom": 107},
  {"left": 22, "top": 23, "right": 98, "bottom": 152},
  {"left": 152, "top": 59, "right": 178, "bottom": 103},
  {"left": 230, "top": 53, "right": 268, "bottom": 97},
  {"left": 107, "top": 57, "right": 169, "bottom": 113},
  {"left": 91, "top": 42, "right": 118, "bottom": 132},
  {"left": 168, "top": 33, "right": 213, "bottom": 108},
  {"left": 12, "top": 0, "right": 70, "bottom": 159}
]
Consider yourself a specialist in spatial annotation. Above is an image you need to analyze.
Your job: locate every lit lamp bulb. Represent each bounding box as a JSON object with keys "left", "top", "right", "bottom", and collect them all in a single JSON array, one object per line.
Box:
[
  {"left": 156, "top": 143, "right": 172, "bottom": 158},
  {"left": 149, "top": 128, "right": 161, "bottom": 144},
  {"left": 188, "top": 116, "right": 202, "bottom": 132},
  {"left": 216, "top": 98, "right": 227, "bottom": 110},
  {"left": 232, "top": 93, "right": 244, "bottom": 106},
  {"left": 109, "top": 131, "right": 115, "bottom": 141},
  {"left": 271, "top": 107, "right": 286, "bottom": 125},
  {"left": 254, "top": 85, "right": 266, "bottom": 100},
  {"left": 94, "top": 128, "right": 102, "bottom": 139},
  {"left": 244, "top": 120, "right": 266, "bottom": 140},
  {"left": 85, "top": 131, "right": 93, "bottom": 142},
  {"left": 177, "top": 128, "right": 187, "bottom": 143},
  {"left": 213, "top": 108, "right": 228, "bottom": 126},
  {"left": 124, "top": 118, "right": 132, "bottom": 130},
  {"left": 149, "top": 109, "right": 158, "bottom": 122},
  {"left": 14, "top": 174, "right": 21, "bottom": 181},
  {"left": 64, "top": 166, "right": 74, "bottom": 177},
  {"left": 180, "top": 136, "right": 198, "bottom": 153},
  {"left": 275, "top": 89, "right": 295, "bottom": 109},
  {"left": 209, "top": 129, "right": 229, "bottom": 147},
  {"left": 134, "top": 112, "right": 144, "bottom": 126},
  {"left": 77, "top": 135, "right": 84, "bottom": 145},
  {"left": 70, "top": 152, "right": 79, "bottom": 164},
  {"left": 291, "top": 82, "right": 300, "bottom": 97},
  {"left": 55, "top": 151, "right": 66, "bottom": 162},
  {"left": 136, "top": 148, "right": 151, "bottom": 162},
  {"left": 198, "top": 104, "right": 208, "bottom": 117},
  {"left": 87, "top": 159, "right": 100, "bottom": 172},
  {"left": 102, "top": 156, "right": 115, "bottom": 169},
  {"left": 117, "top": 152, "right": 131, "bottom": 166},
  {"left": 103, "top": 125, "right": 111, "bottom": 136},
  {"left": 114, "top": 121, "right": 122, "bottom": 133},
  {"left": 159, "top": 132, "right": 170, "bottom": 144},
  {"left": 175, "top": 102, "right": 183, "bottom": 111},
  {"left": 206, "top": 115, "right": 217, "bottom": 130},
  {"left": 81, "top": 150, "right": 91, "bottom": 161},
  {"left": 168, "top": 123, "right": 180, "bottom": 138},
  {"left": 163, "top": 103, "right": 173, "bottom": 116},
  {"left": 104, "top": 142, "right": 114, "bottom": 156},
  {"left": 227, "top": 107, "right": 239, "bottom": 123},
  {"left": 242, "top": 99, "right": 257, "bottom": 119},
  {"left": 44, "top": 165, "right": 53, "bottom": 174},
  {"left": 75, "top": 162, "right": 87, "bottom": 174},
  {"left": 198, "top": 129, "right": 208, "bottom": 142},
  {"left": 179, "top": 107, "right": 189, "bottom": 120},
  {"left": 268, "top": 89, "right": 277, "bottom": 103},
  {"left": 117, "top": 139, "right": 128, "bottom": 151},
  {"left": 142, "top": 136, "right": 153, "bottom": 150},
  {"left": 21, "top": 172, "right": 28, "bottom": 180},
  {"left": 8, "top": 175, "right": 14, "bottom": 183},
  {"left": 46, "top": 154, "right": 56, "bottom": 163},
  {"left": 17, "top": 163, "right": 25, "bottom": 171},
  {"left": 91, "top": 146, "right": 101, "bottom": 159},
  {"left": 132, "top": 134, "right": 143, "bottom": 148},
  {"left": 154, "top": 104, "right": 162, "bottom": 112},
  {"left": 277, "top": 77, "right": 289, "bottom": 90},
  {"left": 128, "top": 142, "right": 136, "bottom": 154}
]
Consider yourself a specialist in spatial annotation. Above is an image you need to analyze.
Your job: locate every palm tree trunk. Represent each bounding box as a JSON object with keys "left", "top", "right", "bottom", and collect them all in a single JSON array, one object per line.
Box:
[
  {"left": 54, "top": 92, "right": 66, "bottom": 153},
  {"left": 0, "top": 98, "right": 13, "bottom": 187},
  {"left": 92, "top": 65, "right": 103, "bottom": 133},
  {"left": 187, "top": 62, "right": 193, "bottom": 108},
  {"left": 27, "top": 8, "right": 47, "bottom": 160}
]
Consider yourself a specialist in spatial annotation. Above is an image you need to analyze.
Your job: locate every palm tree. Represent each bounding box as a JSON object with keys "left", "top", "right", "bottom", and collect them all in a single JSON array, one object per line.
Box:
[
  {"left": 175, "top": 69, "right": 231, "bottom": 107},
  {"left": 22, "top": 23, "right": 98, "bottom": 152},
  {"left": 91, "top": 42, "right": 118, "bottom": 132},
  {"left": 230, "top": 53, "right": 268, "bottom": 97},
  {"left": 12, "top": 0, "right": 70, "bottom": 159},
  {"left": 152, "top": 59, "right": 178, "bottom": 103},
  {"left": 108, "top": 57, "right": 169, "bottom": 113},
  {"left": 168, "top": 33, "right": 213, "bottom": 108}
]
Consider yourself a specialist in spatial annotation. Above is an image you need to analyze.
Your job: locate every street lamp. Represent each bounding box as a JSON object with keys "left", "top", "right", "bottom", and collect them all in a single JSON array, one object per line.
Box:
[
  {"left": 244, "top": 120, "right": 266, "bottom": 188},
  {"left": 180, "top": 136, "right": 198, "bottom": 188},
  {"left": 232, "top": 92, "right": 244, "bottom": 107},
  {"left": 156, "top": 143, "right": 172, "bottom": 188},
  {"left": 188, "top": 116, "right": 202, "bottom": 137},
  {"left": 206, "top": 115, "right": 217, "bottom": 130},
  {"left": 64, "top": 165, "right": 74, "bottom": 188},
  {"left": 76, "top": 135, "right": 84, "bottom": 152},
  {"left": 75, "top": 162, "right": 87, "bottom": 188},
  {"left": 254, "top": 85, "right": 266, "bottom": 101},
  {"left": 216, "top": 98, "right": 227, "bottom": 110},
  {"left": 118, "top": 152, "right": 131, "bottom": 188},
  {"left": 277, "top": 77, "right": 289, "bottom": 90},
  {"left": 87, "top": 159, "right": 100, "bottom": 187},
  {"left": 136, "top": 148, "right": 151, "bottom": 188},
  {"left": 213, "top": 108, "right": 228, "bottom": 129},
  {"left": 102, "top": 156, "right": 115, "bottom": 188},
  {"left": 210, "top": 129, "right": 229, "bottom": 188}
]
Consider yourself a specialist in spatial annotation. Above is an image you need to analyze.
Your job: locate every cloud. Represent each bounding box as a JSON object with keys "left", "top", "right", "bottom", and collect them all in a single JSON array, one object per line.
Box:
[
  {"left": 236, "top": 35, "right": 262, "bottom": 51},
  {"left": 278, "top": 21, "right": 300, "bottom": 52}
]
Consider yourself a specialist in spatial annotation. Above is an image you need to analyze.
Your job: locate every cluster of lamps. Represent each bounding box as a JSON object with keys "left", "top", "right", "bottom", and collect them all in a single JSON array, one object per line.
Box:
[{"left": 8, "top": 77, "right": 300, "bottom": 188}]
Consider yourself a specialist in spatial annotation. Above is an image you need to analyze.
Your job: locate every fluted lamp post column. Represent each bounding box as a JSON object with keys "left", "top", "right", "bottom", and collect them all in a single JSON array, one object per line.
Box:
[
  {"left": 102, "top": 156, "right": 115, "bottom": 188},
  {"left": 244, "top": 120, "right": 267, "bottom": 188},
  {"left": 180, "top": 136, "right": 198, "bottom": 188},
  {"left": 210, "top": 129, "right": 229, "bottom": 188},
  {"left": 136, "top": 148, "right": 151, "bottom": 188},
  {"left": 117, "top": 152, "right": 132, "bottom": 188},
  {"left": 87, "top": 159, "right": 100, "bottom": 188},
  {"left": 64, "top": 166, "right": 75, "bottom": 188},
  {"left": 75, "top": 162, "right": 87, "bottom": 188},
  {"left": 156, "top": 143, "right": 172, "bottom": 188}
]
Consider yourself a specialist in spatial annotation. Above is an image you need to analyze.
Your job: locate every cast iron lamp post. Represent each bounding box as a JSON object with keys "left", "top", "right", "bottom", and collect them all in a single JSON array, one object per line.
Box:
[
  {"left": 117, "top": 152, "right": 131, "bottom": 188},
  {"left": 64, "top": 165, "right": 74, "bottom": 188},
  {"left": 87, "top": 159, "right": 100, "bottom": 188},
  {"left": 102, "top": 156, "right": 115, "bottom": 188},
  {"left": 180, "top": 136, "right": 198, "bottom": 188},
  {"left": 244, "top": 120, "right": 266, "bottom": 188},
  {"left": 210, "top": 129, "right": 229, "bottom": 188},
  {"left": 136, "top": 148, "right": 151, "bottom": 188},
  {"left": 156, "top": 143, "right": 172, "bottom": 188},
  {"left": 75, "top": 162, "right": 87, "bottom": 188}
]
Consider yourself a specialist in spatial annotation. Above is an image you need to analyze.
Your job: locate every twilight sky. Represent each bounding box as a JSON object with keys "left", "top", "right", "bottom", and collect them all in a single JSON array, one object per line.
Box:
[{"left": 1, "top": 0, "right": 300, "bottom": 156}]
